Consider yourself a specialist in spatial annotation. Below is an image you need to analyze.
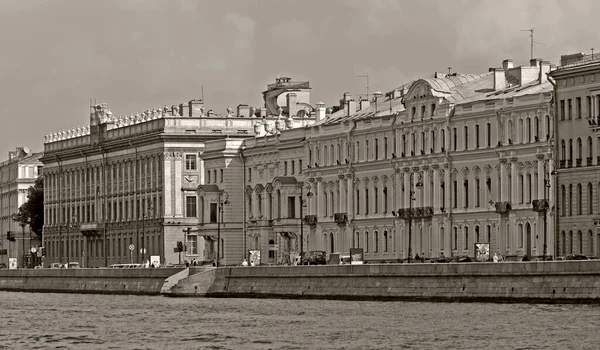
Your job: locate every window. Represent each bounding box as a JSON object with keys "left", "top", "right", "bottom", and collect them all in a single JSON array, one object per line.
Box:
[
  {"left": 374, "top": 139, "right": 379, "bottom": 160},
  {"left": 527, "top": 174, "right": 532, "bottom": 203},
  {"left": 587, "top": 96, "right": 592, "bottom": 118},
  {"left": 220, "top": 169, "right": 223, "bottom": 183},
  {"left": 365, "top": 140, "right": 369, "bottom": 161},
  {"left": 421, "top": 131, "right": 425, "bottom": 154},
  {"left": 213, "top": 170, "right": 217, "bottom": 183},
  {"left": 365, "top": 189, "right": 369, "bottom": 215},
  {"left": 465, "top": 226, "right": 469, "bottom": 249},
  {"left": 588, "top": 183, "right": 593, "bottom": 214},
  {"left": 464, "top": 126, "right": 469, "bottom": 150},
  {"left": 475, "top": 225, "right": 480, "bottom": 243},
  {"left": 421, "top": 105, "right": 426, "bottom": 118},
  {"left": 519, "top": 175, "right": 524, "bottom": 204},
  {"left": 210, "top": 203, "right": 217, "bottom": 223},
  {"left": 464, "top": 180, "right": 469, "bottom": 208},
  {"left": 185, "top": 155, "right": 197, "bottom": 170},
  {"left": 577, "top": 97, "right": 582, "bottom": 119},
  {"left": 323, "top": 146, "right": 328, "bottom": 166},
  {"left": 560, "top": 100, "right": 565, "bottom": 120},
  {"left": 185, "top": 196, "right": 198, "bottom": 218},
  {"left": 374, "top": 187, "right": 378, "bottom": 214},
  {"left": 374, "top": 231, "right": 379, "bottom": 253},
  {"left": 287, "top": 196, "right": 296, "bottom": 218},
  {"left": 475, "top": 124, "right": 480, "bottom": 148},
  {"left": 284, "top": 161, "right": 288, "bottom": 176},
  {"left": 475, "top": 179, "right": 480, "bottom": 207},
  {"left": 518, "top": 224, "right": 524, "bottom": 248},
  {"left": 207, "top": 171, "right": 211, "bottom": 183},
  {"left": 355, "top": 141, "right": 360, "bottom": 162},
  {"left": 187, "top": 234, "right": 198, "bottom": 255},
  {"left": 453, "top": 127, "right": 458, "bottom": 151},
  {"left": 569, "top": 184, "right": 573, "bottom": 216},
  {"left": 384, "top": 137, "right": 388, "bottom": 159},
  {"left": 291, "top": 160, "right": 295, "bottom": 175},
  {"left": 384, "top": 231, "right": 388, "bottom": 252},
  {"left": 355, "top": 189, "right": 360, "bottom": 214},
  {"left": 299, "top": 160, "right": 302, "bottom": 173},
  {"left": 578, "top": 184, "right": 583, "bottom": 215},
  {"left": 486, "top": 122, "right": 491, "bottom": 147},
  {"left": 323, "top": 192, "right": 328, "bottom": 217},
  {"left": 383, "top": 187, "right": 388, "bottom": 213},
  {"left": 453, "top": 227, "right": 458, "bottom": 250},
  {"left": 568, "top": 99, "right": 572, "bottom": 119},
  {"left": 431, "top": 103, "right": 436, "bottom": 116},
  {"left": 453, "top": 180, "right": 458, "bottom": 208},
  {"left": 248, "top": 168, "right": 252, "bottom": 181}
]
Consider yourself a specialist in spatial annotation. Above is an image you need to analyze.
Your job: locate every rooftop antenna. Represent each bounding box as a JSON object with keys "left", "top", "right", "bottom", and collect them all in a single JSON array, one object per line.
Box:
[
  {"left": 447, "top": 67, "right": 452, "bottom": 75},
  {"left": 358, "top": 74, "right": 369, "bottom": 101},
  {"left": 521, "top": 28, "right": 545, "bottom": 60},
  {"left": 591, "top": 48, "right": 595, "bottom": 60},
  {"left": 201, "top": 85, "right": 204, "bottom": 101}
]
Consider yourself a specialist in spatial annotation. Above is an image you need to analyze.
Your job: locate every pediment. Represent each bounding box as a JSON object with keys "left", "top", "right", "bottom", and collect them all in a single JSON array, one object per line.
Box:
[{"left": 403, "top": 80, "right": 432, "bottom": 102}]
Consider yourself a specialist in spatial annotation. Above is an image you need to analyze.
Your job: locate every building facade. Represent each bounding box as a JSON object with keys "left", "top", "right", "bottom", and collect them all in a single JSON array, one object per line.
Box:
[
  {"left": 205, "top": 58, "right": 559, "bottom": 264},
  {"left": 550, "top": 54, "right": 600, "bottom": 257},
  {"left": 0, "top": 147, "right": 43, "bottom": 266},
  {"left": 41, "top": 78, "right": 316, "bottom": 267}
]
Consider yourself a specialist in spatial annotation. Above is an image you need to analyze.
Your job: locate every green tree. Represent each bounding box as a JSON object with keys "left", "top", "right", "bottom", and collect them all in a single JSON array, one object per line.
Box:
[{"left": 12, "top": 176, "right": 44, "bottom": 239}]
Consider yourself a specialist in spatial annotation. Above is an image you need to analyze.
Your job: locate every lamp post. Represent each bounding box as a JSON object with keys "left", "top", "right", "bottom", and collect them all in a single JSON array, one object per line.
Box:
[
  {"left": 407, "top": 174, "right": 423, "bottom": 264},
  {"left": 216, "top": 190, "right": 230, "bottom": 267},
  {"left": 67, "top": 215, "right": 78, "bottom": 268},
  {"left": 299, "top": 183, "right": 312, "bottom": 261},
  {"left": 543, "top": 169, "right": 557, "bottom": 261},
  {"left": 141, "top": 205, "right": 153, "bottom": 266}
]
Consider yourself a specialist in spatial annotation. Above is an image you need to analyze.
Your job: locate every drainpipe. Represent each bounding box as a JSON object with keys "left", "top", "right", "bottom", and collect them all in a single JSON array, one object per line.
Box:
[
  {"left": 239, "top": 147, "right": 246, "bottom": 261},
  {"left": 128, "top": 140, "right": 139, "bottom": 263},
  {"left": 547, "top": 73, "right": 559, "bottom": 258}
]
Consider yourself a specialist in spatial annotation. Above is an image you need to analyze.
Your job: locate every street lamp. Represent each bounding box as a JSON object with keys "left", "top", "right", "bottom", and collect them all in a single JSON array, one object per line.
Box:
[
  {"left": 216, "top": 190, "right": 230, "bottom": 267},
  {"left": 299, "top": 182, "right": 313, "bottom": 259},
  {"left": 141, "top": 204, "right": 153, "bottom": 266},
  {"left": 542, "top": 169, "right": 557, "bottom": 261},
  {"left": 67, "top": 215, "right": 78, "bottom": 268},
  {"left": 408, "top": 175, "right": 423, "bottom": 264}
]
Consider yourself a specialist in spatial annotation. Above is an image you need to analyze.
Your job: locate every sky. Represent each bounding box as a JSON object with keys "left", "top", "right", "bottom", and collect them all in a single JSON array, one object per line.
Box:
[{"left": 0, "top": 0, "right": 597, "bottom": 156}]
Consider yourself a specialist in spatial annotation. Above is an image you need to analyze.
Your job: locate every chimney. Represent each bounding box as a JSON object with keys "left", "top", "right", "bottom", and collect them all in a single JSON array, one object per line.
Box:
[
  {"left": 286, "top": 93, "right": 298, "bottom": 117},
  {"left": 316, "top": 102, "right": 326, "bottom": 122},
  {"left": 530, "top": 58, "right": 541, "bottom": 67},
  {"left": 502, "top": 59, "right": 514, "bottom": 71},
  {"left": 179, "top": 103, "right": 190, "bottom": 117},
  {"left": 493, "top": 68, "right": 506, "bottom": 91},
  {"left": 539, "top": 60, "right": 551, "bottom": 84},
  {"left": 237, "top": 104, "right": 250, "bottom": 118},
  {"left": 189, "top": 99, "right": 204, "bottom": 117},
  {"left": 359, "top": 99, "right": 370, "bottom": 111},
  {"left": 346, "top": 99, "right": 357, "bottom": 116}
]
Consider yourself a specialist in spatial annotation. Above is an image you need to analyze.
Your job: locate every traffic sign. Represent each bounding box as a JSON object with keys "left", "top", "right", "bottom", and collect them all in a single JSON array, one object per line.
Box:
[
  {"left": 129, "top": 244, "right": 135, "bottom": 251},
  {"left": 139, "top": 248, "right": 146, "bottom": 254}
]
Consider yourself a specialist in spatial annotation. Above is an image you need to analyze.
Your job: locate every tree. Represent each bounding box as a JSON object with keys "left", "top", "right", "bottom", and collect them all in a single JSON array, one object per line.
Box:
[{"left": 12, "top": 176, "right": 44, "bottom": 239}]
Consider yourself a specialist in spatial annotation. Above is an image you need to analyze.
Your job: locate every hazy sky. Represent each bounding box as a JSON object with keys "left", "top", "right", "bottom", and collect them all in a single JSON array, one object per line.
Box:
[{"left": 0, "top": 0, "right": 596, "bottom": 157}]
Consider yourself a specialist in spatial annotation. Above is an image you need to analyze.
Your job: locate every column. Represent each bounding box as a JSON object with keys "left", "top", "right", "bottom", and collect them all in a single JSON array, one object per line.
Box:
[
  {"left": 163, "top": 153, "right": 173, "bottom": 217},
  {"left": 432, "top": 166, "right": 440, "bottom": 212},
  {"left": 422, "top": 167, "right": 430, "bottom": 207},
  {"left": 403, "top": 170, "right": 410, "bottom": 208},
  {"left": 338, "top": 175, "right": 344, "bottom": 213},
  {"left": 537, "top": 156, "right": 545, "bottom": 200},
  {"left": 346, "top": 175, "right": 353, "bottom": 219},
  {"left": 444, "top": 166, "right": 451, "bottom": 211},
  {"left": 174, "top": 153, "right": 183, "bottom": 217}
]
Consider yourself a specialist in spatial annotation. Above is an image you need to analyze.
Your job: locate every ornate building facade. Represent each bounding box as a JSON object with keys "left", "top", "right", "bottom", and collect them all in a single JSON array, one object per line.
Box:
[
  {"left": 205, "top": 58, "right": 558, "bottom": 264},
  {"left": 0, "top": 147, "right": 43, "bottom": 266},
  {"left": 40, "top": 77, "right": 316, "bottom": 267},
  {"left": 550, "top": 54, "right": 600, "bottom": 257}
]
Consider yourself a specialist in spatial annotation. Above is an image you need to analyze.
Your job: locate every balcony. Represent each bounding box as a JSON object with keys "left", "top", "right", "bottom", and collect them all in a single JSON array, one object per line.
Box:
[
  {"left": 334, "top": 213, "right": 348, "bottom": 226},
  {"left": 559, "top": 160, "right": 566, "bottom": 169},
  {"left": 273, "top": 218, "right": 301, "bottom": 231},
  {"left": 80, "top": 222, "right": 105, "bottom": 236},
  {"left": 532, "top": 199, "right": 549, "bottom": 213},
  {"left": 397, "top": 207, "right": 434, "bottom": 220},
  {"left": 303, "top": 215, "right": 317, "bottom": 227},
  {"left": 495, "top": 202, "right": 512, "bottom": 214}
]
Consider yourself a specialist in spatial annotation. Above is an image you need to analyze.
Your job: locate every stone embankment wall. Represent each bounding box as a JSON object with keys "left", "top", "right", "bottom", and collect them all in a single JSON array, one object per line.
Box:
[
  {"left": 170, "top": 261, "right": 600, "bottom": 303},
  {"left": 0, "top": 268, "right": 185, "bottom": 295}
]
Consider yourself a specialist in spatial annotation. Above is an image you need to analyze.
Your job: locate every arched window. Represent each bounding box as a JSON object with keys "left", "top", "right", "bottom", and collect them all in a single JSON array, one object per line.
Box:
[
  {"left": 475, "top": 225, "right": 480, "bottom": 243},
  {"left": 323, "top": 190, "right": 328, "bottom": 217},
  {"left": 577, "top": 184, "right": 583, "bottom": 215},
  {"left": 257, "top": 193, "right": 263, "bottom": 218},
  {"left": 518, "top": 223, "right": 524, "bottom": 248},
  {"left": 561, "top": 185, "right": 566, "bottom": 216},
  {"left": 365, "top": 231, "right": 370, "bottom": 252},
  {"left": 526, "top": 118, "right": 531, "bottom": 142},
  {"left": 569, "top": 184, "right": 573, "bottom": 216},
  {"left": 431, "top": 130, "right": 436, "bottom": 152},
  {"left": 374, "top": 231, "right": 379, "bottom": 253},
  {"left": 569, "top": 230, "right": 574, "bottom": 254},
  {"left": 578, "top": 230, "right": 583, "bottom": 254},
  {"left": 330, "top": 232, "right": 335, "bottom": 254},
  {"left": 589, "top": 230, "right": 594, "bottom": 256},
  {"left": 486, "top": 225, "right": 491, "bottom": 244},
  {"left": 383, "top": 231, "right": 388, "bottom": 252},
  {"left": 464, "top": 125, "right": 469, "bottom": 150},
  {"left": 577, "top": 138, "right": 583, "bottom": 166},
  {"left": 561, "top": 140, "right": 566, "bottom": 162},
  {"left": 569, "top": 139, "right": 573, "bottom": 166},
  {"left": 588, "top": 183, "right": 593, "bottom": 215},
  {"left": 268, "top": 239, "right": 275, "bottom": 259},
  {"left": 588, "top": 136, "right": 593, "bottom": 165},
  {"left": 518, "top": 174, "right": 524, "bottom": 204},
  {"left": 383, "top": 136, "right": 388, "bottom": 159},
  {"left": 439, "top": 227, "right": 445, "bottom": 251},
  {"left": 465, "top": 226, "right": 469, "bottom": 249},
  {"left": 453, "top": 227, "right": 458, "bottom": 250},
  {"left": 355, "top": 231, "right": 360, "bottom": 248},
  {"left": 330, "top": 144, "right": 335, "bottom": 165}
]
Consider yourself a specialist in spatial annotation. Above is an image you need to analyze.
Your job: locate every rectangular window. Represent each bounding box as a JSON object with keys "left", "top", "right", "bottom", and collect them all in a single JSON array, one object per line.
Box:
[
  {"left": 355, "top": 141, "right": 360, "bottom": 162},
  {"left": 374, "top": 139, "right": 379, "bottom": 161},
  {"left": 207, "top": 171, "right": 211, "bottom": 183},
  {"left": 210, "top": 203, "right": 218, "bottom": 223},
  {"left": 577, "top": 97, "right": 582, "bottom": 119},
  {"left": 355, "top": 189, "right": 360, "bottom": 214},
  {"left": 464, "top": 126, "right": 469, "bottom": 150},
  {"left": 465, "top": 227, "right": 469, "bottom": 249},
  {"left": 587, "top": 96, "right": 592, "bottom": 118},
  {"left": 475, "top": 124, "right": 480, "bottom": 148},
  {"left": 486, "top": 123, "right": 491, "bottom": 147},
  {"left": 453, "top": 180, "right": 458, "bottom": 208},
  {"left": 287, "top": 196, "right": 296, "bottom": 218},
  {"left": 186, "top": 196, "right": 197, "bottom": 218},
  {"left": 299, "top": 160, "right": 302, "bottom": 174},
  {"left": 284, "top": 161, "right": 288, "bottom": 176},
  {"left": 219, "top": 169, "right": 223, "bottom": 182},
  {"left": 383, "top": 187, "right": 388, "bottom": 213},
  {"left": 185, "top": 155, "right": 197, "bottom": 170},
  {"left": 431, "top": 103, "right": 436, "bottom": 116},
  {"left": 365, "top": 140, "right": 369, "bottom": 161},
  {"left": 475, "top": 179, "right": 480, "bottom": 207},
  {"left": 464, "top": 180, "right": 469, "bottom": 208},
  {"left": 384, "top": 137, "right": 388, "bottom": 159},
  {"left": 560, "top": 100, "right": 565, "bottom": 120},
  {"left": 291, "top": 160, "right": 295, "bottom": 175},
  {"left": 365, "top": 189, "right": 369, "bottom": 215},
  {"left": 187, "top": 234, "right": 198, "bottom": 255},
  {"left": 248, "top": 168, "right": 252, "bottom": 181},
  {"left": 374, "top": 187, "right": 378, "bottom": 213},
  {"left": 568, "top": 99, "right": 572, "bottom": 119}
]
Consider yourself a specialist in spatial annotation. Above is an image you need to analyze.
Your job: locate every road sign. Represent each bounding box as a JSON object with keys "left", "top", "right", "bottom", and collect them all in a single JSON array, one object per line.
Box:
[
  {"left": 139, "top": 248, "right": 146, "bottom": 255},
  {"left": 129, "top": 244, "right": 135, "bottom": 251},
  {"left": 30, "top": 247, "right": 37, "bottom": 254}
]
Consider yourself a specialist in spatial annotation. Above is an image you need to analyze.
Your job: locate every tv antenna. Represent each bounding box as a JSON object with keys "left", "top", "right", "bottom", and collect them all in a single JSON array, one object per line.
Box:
[
  {"left": 521, "top": 28, "right": 546, "bottom": 60},
  {"left": 358, "top": 74, "right": 369, "bottom": 101}
]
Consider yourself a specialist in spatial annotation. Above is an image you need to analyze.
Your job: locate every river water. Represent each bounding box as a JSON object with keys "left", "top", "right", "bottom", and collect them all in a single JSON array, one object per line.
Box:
[{"left": 1, "top": 292, "right": 599, "bottom": 350}]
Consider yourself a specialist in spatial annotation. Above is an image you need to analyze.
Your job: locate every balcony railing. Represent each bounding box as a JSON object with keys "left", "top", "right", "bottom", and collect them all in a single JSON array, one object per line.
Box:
[
  {"left": 334, "top": 213, "right": 348, "bottom": 225},
  {"left": 567, "top": 159, "right": 573, "bottom": 168},
  {"left": 576, "top": 158, "right": 582, "bottom": 167},
  {"left": 397, "top": 207, "right": 434, "bottom": 220},
  {"left": 532, "top": 199, "right": 549, "bottom": 213},
  {"left": 495, "top": 202, "right": 512, "bottom": 214},
  {"left": 560, "top": 160, "right": 566, "bottom": 168},
  {"left": 303, "top": 215, "right": 317, "bottom": 227}
]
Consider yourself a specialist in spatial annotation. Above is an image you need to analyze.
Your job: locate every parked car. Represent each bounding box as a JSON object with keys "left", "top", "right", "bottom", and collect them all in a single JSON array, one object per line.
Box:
[
  {"left": 49, "top": 263, "right": 62, "bottom": 269},
  {"left": 557, "top": 254, "right": 589, "bottom": 261},
  {"left": 302, "top": 251, "right": 327, "bottom": 265}
]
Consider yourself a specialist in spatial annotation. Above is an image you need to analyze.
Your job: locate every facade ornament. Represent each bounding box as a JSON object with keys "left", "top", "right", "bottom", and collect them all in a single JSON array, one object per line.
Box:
[
  {"left": 263, "top": 119, "right": 273, "bottom": 134},
  {"left": 278, "top": 106, "right": 283, "bottom": 117},
  {"left": 275, "top": 113, "right": 285, "bottom": 133},
  {"left": 250, "top": 107, "right": 257, "bottom": 118},
  {"left": 253, "top": 121, "right": 262, "bottom": 136},
  {"left": 227, "top": 106, "right": 234, "bottom": 118},
  {"left": 199, "top": 106, "right": 206, "bottom": 117}
]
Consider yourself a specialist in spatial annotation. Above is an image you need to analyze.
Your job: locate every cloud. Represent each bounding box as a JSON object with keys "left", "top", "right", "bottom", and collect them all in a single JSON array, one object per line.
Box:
[{"left": 223, "top": 12, "right": 256, "bottom": 50}]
